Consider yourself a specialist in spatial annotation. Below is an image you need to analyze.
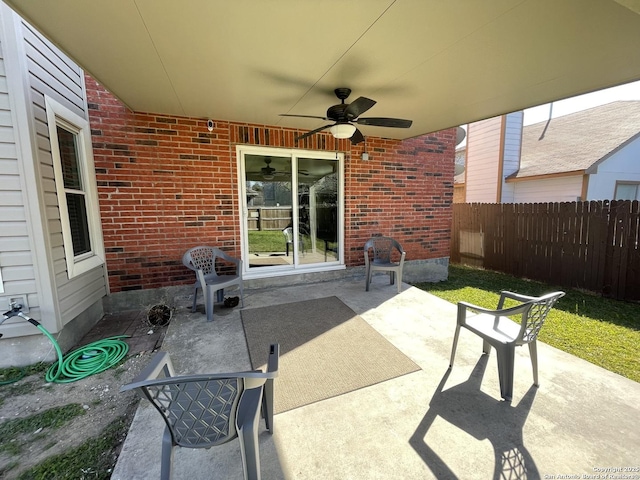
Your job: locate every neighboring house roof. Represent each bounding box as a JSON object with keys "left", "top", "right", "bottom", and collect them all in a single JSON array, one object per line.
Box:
[{"left": 509, "top": 101, "right": 640, "bottom": 180}]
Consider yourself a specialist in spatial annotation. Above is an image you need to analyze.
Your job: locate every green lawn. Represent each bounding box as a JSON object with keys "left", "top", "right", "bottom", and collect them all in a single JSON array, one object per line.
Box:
[
  {"left": 414, "top": 264, "right": 640, "bottom": 383},
  {"left": 248, "top": 230, "right": 287, "bottom": 253},
  {"left": 248, "top": 230, "right": 319, "bottom": 254}
]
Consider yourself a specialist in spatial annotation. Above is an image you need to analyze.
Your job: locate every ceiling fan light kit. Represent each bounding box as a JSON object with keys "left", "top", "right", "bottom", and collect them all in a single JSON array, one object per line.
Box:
[
  {"left": 260, "top": 158, "right": 278, "bottom": 180},
  {"left": 281, "top": 88, "right": 412, "bottom": 145},
  {"left": 330, "top": 123, "right": 356, "bottom": 139}
]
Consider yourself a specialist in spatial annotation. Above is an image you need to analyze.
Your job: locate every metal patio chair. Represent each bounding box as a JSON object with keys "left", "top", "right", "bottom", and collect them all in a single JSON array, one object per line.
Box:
[
  {"left": 449, "top": 290, "right": 565, "bottom": 401},
  {"left": 182, "top": 246, "right": 244, "bottom": 322},
  {"left": 364, "top": 236, "right": 406, "bottom": 293},
  {"left": 121, "top": 343, "right": 280, "bottom": 480}
]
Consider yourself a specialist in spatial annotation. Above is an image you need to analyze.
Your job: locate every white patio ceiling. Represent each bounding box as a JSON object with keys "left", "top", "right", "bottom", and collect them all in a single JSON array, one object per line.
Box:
[{"left": 7, "top": 0, "right": 640, "bottom": 140}]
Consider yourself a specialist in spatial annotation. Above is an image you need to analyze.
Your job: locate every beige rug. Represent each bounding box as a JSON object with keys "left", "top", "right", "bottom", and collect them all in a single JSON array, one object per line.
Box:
[{"left": 241, "top": 296, "right": 420, "bottom": 413}]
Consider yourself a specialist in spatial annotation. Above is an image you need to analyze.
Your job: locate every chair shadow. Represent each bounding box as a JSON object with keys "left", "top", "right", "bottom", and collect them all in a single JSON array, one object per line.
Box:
[{"left": 410, "top": 356, "right": 539, "bottom": 480}]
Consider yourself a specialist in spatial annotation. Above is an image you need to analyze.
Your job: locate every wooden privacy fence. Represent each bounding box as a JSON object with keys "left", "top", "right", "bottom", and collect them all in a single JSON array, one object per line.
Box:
[
  {"left": 451, "top": 201, "right": 640, "bottom": 302},
  {"left": 247, "top": 206, "right": 292, "bottom": 231}
]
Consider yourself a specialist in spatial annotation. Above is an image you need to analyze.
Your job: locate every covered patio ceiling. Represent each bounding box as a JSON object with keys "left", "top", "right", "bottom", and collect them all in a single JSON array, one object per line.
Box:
[{"left": 7, "top": 0, "right": 640, "bottom": 140}]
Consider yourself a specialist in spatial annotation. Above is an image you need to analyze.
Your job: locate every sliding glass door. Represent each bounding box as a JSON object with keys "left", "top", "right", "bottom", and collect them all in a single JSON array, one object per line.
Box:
[{"left": 239, "top": 147, "right": 342, "bottom": 273}]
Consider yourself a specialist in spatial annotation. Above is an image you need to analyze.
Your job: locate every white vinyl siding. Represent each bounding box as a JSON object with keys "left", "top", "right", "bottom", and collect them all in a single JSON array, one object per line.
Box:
[
  {"left": 23, "top": 21, "right": 107, "bottom": 327},
  {"left": 0, "top": 8, "right": 107, "bottom": 338},
  {"left": 0, "top": 31, "right": 35, "bottom": 305},
  {"left": 465, "top": 116, "right": 503, "bottom": 203},
  {"left": 512, "top": 175, "right": 583, "bottom": 203}
]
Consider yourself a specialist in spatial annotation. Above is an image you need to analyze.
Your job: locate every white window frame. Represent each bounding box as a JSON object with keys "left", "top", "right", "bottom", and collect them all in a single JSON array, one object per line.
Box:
[
  {"left": 236, "top": 145, "right": 345, "bottom": 279},
  {"left": 45, "top": 96, "right": 105, "bottom": 278},
  {"left": 614, "top": 181, "right": 640, "bottom": 201}
]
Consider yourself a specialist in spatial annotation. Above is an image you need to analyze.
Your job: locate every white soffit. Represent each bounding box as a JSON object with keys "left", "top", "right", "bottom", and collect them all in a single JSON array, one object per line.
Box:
[{"left": 5, "top": 0, "right": 640, "bottom": 139}]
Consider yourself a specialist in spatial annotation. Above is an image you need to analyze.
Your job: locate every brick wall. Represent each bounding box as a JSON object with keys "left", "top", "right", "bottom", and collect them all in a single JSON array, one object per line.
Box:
[{"left": 86, "top": 75, "right": 455, "bottom": 292}]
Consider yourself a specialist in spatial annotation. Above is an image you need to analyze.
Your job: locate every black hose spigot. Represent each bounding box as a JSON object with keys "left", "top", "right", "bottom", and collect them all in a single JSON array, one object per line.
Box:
[
  {"left": 2, "top": 304, "right": 24, "bottom": 327},
  {"left": 3, "top": 304, "right": 23, "bottom": 319}
]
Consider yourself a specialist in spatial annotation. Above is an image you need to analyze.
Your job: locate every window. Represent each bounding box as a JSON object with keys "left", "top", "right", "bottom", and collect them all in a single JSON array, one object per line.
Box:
[
  {"left": 46, "top": 96, "right": 104, "bottom": 278},
  {"left": 614, "top": 182, "right": 640, "bottom": 201}
]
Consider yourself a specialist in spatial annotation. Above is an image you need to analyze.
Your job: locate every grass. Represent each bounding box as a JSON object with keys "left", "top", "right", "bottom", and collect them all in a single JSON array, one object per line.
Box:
[
  {"left": 414, "top": 264, "right": 640, "bottom": 383},
  {"left": 15, "top": 414, "right": 131, "bottom": 480},
  {"left": 0, "top": 363, "right": 52, "bottom": 400},
  {"left": 248, "top": 230, "right": 286, "bottom": 253},
  {"left": 248, "top": 230, "right": 317, "bottom": 253},
  {"left": 0, "top": 404, "right": 86, "bottom": 456}
]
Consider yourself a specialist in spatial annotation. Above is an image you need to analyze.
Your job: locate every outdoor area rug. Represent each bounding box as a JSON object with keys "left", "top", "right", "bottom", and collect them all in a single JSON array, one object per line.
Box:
[{"left": 241, "top": 296, "right": 420, "bottom": 414}]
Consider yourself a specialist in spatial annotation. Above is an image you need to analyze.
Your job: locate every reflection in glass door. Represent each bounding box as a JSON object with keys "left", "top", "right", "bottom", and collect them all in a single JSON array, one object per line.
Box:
[
  {"left": 241, "top": 150, "right": 341, "bottom": 271},
  {"left": 244, "top": 154, "right": 293, "bottom": 268},
  {"left": 298, "top": 157, "right": 338, "bottom": 265}
]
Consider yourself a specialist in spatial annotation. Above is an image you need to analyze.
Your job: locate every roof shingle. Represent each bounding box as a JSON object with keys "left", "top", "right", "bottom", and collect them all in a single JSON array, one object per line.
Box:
[{"left": 511, "top": 101, "right": 640, "bottom": 179}]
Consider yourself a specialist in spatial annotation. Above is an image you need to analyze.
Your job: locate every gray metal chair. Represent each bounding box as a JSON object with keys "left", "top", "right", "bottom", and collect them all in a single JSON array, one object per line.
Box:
[
  {"left": 449, "top": 291, "right": 565, "bottom": 402},
  {"left": 182, "top": 246, "right": 244, "bottom": 321},
  {"left": 121, "top": 344, "right": 279, "bottom": 480},
  {"left": 364, "top": 236, "right": 406, "bottom": 293}
]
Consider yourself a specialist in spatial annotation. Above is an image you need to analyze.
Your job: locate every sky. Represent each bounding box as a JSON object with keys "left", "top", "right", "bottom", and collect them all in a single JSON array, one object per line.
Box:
[{"left": 522, "top": 79, "right": 640, "bottom": 126}]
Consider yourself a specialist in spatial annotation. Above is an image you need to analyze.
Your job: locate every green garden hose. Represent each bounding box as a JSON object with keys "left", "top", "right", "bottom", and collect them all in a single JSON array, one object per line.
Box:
[
  {"left": 36, "top": 324, "right": 129, "bottom": 383},
  {"left": 1, "top": 307, "right": 129, "bottom": 384}
]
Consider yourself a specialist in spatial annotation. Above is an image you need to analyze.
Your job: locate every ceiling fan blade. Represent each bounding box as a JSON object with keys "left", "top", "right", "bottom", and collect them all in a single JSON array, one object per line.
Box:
[
  {"left": 350, "top": 128, "right": 365, "bottom": 145},
  {"left": 295, "top": 124, "right": 333, "bottom": 141},
  {"left": 345, "top": 97, "right": 376, "bottom": 120},
  {"left": 355, "top": 117, "right": 413, "bottom": 128},
  {"left": 280, "top": 114, "right": 329, "bottom": 121}
]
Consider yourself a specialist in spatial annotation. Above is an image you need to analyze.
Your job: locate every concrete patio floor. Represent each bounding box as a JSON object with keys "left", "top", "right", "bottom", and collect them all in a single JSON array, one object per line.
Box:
[{"left": 112, "top": 276, "right": 639, "bottom": 480}]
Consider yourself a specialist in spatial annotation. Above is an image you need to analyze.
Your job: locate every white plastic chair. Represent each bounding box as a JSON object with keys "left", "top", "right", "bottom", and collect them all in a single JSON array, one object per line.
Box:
[
  {"left": 182, "top": 246, "right": 244, "bottom": 321},
  {"left": 121, "top": 344, "right": 279, "bottom": 480},
  {"left": 282, "top": 227, "right": 305, "bottom": 256},
  {"left": 364, "top": 236, "right": 406, "bottom": 293},
  {"left": 449, "top": 290, "right": 565, "bottom": 401}
]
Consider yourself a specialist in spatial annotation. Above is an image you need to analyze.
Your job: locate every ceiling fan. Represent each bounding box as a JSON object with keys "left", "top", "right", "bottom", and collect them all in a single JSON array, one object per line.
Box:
[
  {"left": 280, "top": 88, "right": 413, "bottom": 145},
  {"left": 260, "top": 158, "right": 282, "bottom": 180},
  {"left": 257, "top": 158, "right": 310, "bottom": 180}
]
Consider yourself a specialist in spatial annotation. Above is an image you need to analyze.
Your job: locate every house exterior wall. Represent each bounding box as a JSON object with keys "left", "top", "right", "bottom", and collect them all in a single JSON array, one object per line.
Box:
[
  {"left": 586, "top": 137, "right": 640, "bottom": 200},
  {"left": 0, "top": 12, "right": 39, "bottom": 339},
  {"left": 0, "top": 7, "right": 107, "bottom": 366},
  {"left": 453, "top": 184, "right": 465, "bottom": 203},
  {"left": 85, "top": 76, "right": 455, "bottom": 293},
  {"left": 465, "top": 116, "right": 503, "bottom": 202},
  {"left": 511, "top": 175, "right": 583, "bottom": 202},
  {"left": 20, "top": 20, "right": 107, "bottom": 330},
  {"left": 500, "top": 112, "right": 523, "bottom": 203}
]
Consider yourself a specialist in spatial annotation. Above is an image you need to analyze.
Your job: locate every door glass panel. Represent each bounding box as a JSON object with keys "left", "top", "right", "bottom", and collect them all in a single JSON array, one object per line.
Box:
[
  {"left": 298, "top": 157, "right": 339, "bottom": 265},
  {"left": 245, "top": 155, "right": 293, "bottom": 268}
]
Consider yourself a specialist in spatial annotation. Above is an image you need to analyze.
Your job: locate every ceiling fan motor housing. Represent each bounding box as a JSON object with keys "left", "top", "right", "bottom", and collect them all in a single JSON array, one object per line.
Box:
[
  {"left": 328, "top": 88, "right": 353, "bottom": 121},
  {"left": 327, "top": 104, "right": 350, "bottom": 122}
]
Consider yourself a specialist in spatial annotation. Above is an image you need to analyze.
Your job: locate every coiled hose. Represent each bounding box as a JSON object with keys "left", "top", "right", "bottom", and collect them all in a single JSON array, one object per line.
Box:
[
  {"left": 37, "top": 324, "right": 129, "bottom": 383},
  {"left": 1, "top": 310, "right": 129, "bottom": 384}
]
